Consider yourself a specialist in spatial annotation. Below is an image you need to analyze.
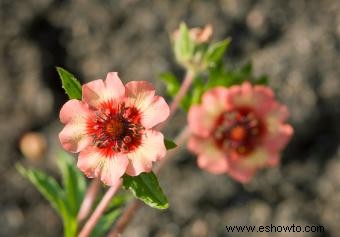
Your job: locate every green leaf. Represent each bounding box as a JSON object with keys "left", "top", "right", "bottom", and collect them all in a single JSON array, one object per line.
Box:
[
  {"left": 57, "top": 151, "right": 86, "bottom": 216},
  {"left": 90, "top": 209, "right": 121, "bottom": 237},
  {"left": 253, "top": 75, "right": 269, "bottom": 85},
  {"left": 57, "top": 67, "right": 82, "bottom": 100},
  {"left": 17, "top": 158, "right": 85, "bottom": 237},
  {"left": 122, "top": 172, "right": 169, "bottom": 210},
  {"left": 190, "top": 84, "right": 204, "bottom": 105},
  {"left": 239, "top": 62, "right": 252, "bottom": 77},
  {"left": 159, "top": 72, "right": 180, "bottom": 97},
  {"left": 107, "top": 194, "right": 131, "bottom": 210},
  {"left": 204, "top": 38, "right": 231, "bottom": 65},
  {"left": 174, "top": 23, "right": 195, "bottom": 61},
  {"left": 164, "top": 138, "right": 177, "bottom": 150},
  {"left": 180, "top": 95, "right": 192, "bottom": 112},
  {"left": 16, "top": 164, "right": 68, "bottom": 218}
]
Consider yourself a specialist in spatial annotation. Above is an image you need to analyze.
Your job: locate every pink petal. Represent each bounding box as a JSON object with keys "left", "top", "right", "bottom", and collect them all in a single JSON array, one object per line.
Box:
[
  {"left": 188, "top": 87, "right": 231, "bottom": 137},
  {"left": 267, "top": 152, "right": 280, "bottom": 167},
  {"left": 201, "top": 87, "right": 230, "bottom": 115},
  {"left": 227, "top": 82, "right": 274, "bottom": 114},
  {"left": 59, "top": 123, "right": 92, "bottom": 153},
  {"left": 59, "top": 100, "right": 93, "bottom": 153},
  {"left": 100, "top": 156, "right": 129, "bottom": 186},
  {"left": 125, "top": 81, "right": 170, "bottom": 129},
  {"left": 77, "top": 147, "right": 128, "bottom": 186},
  {"left": 264, "top": 124, "right": 293, "bottom": 152},
  {"left": 227, "top": 164, "right": 256, "bottom": 183},
  {"left": 188, "top": 136, "right": 228, "bottom": 174},
  {"left": 226, "top": 148, "right": 269, "bottom": 183},
  {"left": 197, "top": 154, "right": 229, "bottom": 174},
  {"left": 188, "top": 105, "right": 217, "bottom": 137},
  {"left": 234, "top": 148, "right": 269, "bottom": 169},
  {"left": 59, "top": 99, "right": 91, "bottom": 124},
  {"left": 267, "top": 104, "right": 290, "bottom": 122},
  {"left": 82, "top": 72, "right": 125, "bottom": 107},
  {"left": 126, "top": 130, "right": 166, "bottom": 176}
]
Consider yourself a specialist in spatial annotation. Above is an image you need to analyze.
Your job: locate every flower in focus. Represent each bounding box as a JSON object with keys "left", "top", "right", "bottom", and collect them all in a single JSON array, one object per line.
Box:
[
  {"left": 188, "top": 82, "right": 293, "bottom": 183},
  {"left": 59, "top": 72, "right": 170, "bottom": 186}
]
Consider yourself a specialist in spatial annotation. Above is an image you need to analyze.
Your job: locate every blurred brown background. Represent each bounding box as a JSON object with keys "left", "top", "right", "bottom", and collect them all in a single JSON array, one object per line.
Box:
[{"left": 1, "top": 0, "right": 340, "bottom": 236}]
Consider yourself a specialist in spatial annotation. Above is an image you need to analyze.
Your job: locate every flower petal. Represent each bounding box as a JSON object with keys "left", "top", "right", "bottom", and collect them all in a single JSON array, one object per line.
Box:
[
  {"left": 201, "top": 87, "right": 230, "bottom": 115},
  {"left": 224, "top": 148, "right": 270, "bottom": 183},
  {"left": 188, "top": 87, "right": 231, "bottom": 137},
  {"left": 188, "top": 136, "right": 228, "bottom": 174},
  {"left": 77, "top": 147, "right": 128, "bottom": 186},
  {"left": 82, "top": 72, "right": 125, "bottom": 107},
  {"left": 228, "top": 82, "right": 277, "bottom": 115},
  {"left": 125, "top": 81, "right": 169, "bottom": 129},
  {"left": 126, "top": 130, "right": 166, "bottom": 176},
  {"left": 59, "top": 99, "right": 91, "bottom": 124},
  {"left": 227, "top": 164, "right": 256, "bottom": 183},
  {"left": 264, "top": 124, "right": 293, "bottom": 152},
  {"left": 234, "top": 148, "right": 269, "bottom": 169},
  {"left": 267, "top": 152, "right": 280, "bottom": 167},
  {"left": 59, "top": 123, "right": 92, "bottom": 153},
  {"left": 59, "top": 100, "right": 93, "bottom": 153},
  {"left": 188, "top": 105, "right": 217, "bottom": 137}
]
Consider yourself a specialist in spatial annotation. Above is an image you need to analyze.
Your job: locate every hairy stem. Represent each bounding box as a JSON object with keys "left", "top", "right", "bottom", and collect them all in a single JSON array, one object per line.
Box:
[
  {"left": 170, "top": 70, "right": 195, "bottom": 115},
  {"left": 78, "top": 180, "right": 122, "bottom": 237},
  {"left": 78, "top": 179, "right": 101, "bottom": 222}
]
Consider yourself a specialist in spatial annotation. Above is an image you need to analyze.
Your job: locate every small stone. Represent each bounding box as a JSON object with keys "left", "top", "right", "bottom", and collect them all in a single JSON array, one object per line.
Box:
[
  {"left": 191, "top": 219, "right": 208, "bottom": 237},
  {"left": 19, "top": 132, "right": 47, "bottom": 161}
]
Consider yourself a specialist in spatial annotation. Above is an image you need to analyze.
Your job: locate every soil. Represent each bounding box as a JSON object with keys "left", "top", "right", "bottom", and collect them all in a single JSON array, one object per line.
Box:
[{"left": 1, "top": 0, "right": 340, "bottom": 236}]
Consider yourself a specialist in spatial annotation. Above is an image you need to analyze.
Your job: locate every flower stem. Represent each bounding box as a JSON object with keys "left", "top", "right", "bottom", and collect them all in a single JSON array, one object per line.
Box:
[
  {"left": 77, "top": 179, "right": 101, "bottom": 222},
  {"left": 106, "top": 126, "right": 190, "bottom": 237},
  {"left": 169, "top": 70, "right": 195, "bottom": 115},
  {"left": 107, "top": 201, "right": 142, "bottom": 237},
  {"left": 78, "top": 179, "right": 122, "bottom": 237}
]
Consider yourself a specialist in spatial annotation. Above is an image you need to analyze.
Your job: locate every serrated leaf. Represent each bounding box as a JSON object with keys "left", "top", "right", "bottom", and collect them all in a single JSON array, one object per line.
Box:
[
  {"left": 16, "top": 164, "right": 67, "bottom": 217},
  {"left": 57, "top": 67, "right": 82, "bottom": 100},
  {"left": 164, "top": 138, "right": 177, "bottom": 150},
  {"left": 90, "top": 209, "right": 121, "bottom": 237},
  {"left": 57, "top": 151, "right": 86, "bottom": 216},
  {"left": 205, "top": 38, "right": 231, "bottom": 65},
  {"left": 159, "top": 72, "right": 180, "bottom": 97},
  {"left": 123, "top": 172, "right": 169, "bottom": 210}
]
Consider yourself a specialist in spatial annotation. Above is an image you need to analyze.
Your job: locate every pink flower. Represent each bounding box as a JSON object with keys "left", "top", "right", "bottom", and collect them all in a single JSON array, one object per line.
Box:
[
  {"left": 59, "top": 72, "right": 170, "bottom": 186},
  {"left": 188, "top": 82, "right": 293, "bottom": 183}
]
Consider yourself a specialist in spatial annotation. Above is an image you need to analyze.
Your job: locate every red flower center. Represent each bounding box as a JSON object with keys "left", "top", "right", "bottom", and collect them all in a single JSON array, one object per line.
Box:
[
  {"left": 86, "top": 101, "right": 144, "bottom": 155},
  {"left": 213, "top": 107, "right": 265, "bottom": 156}
]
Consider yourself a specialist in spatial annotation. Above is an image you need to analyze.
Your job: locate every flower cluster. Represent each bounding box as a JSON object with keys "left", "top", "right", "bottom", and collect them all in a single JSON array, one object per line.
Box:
[
  {"left": 59, "top": 72, "right": 169, "bottom": 185},
  {"left": 188, "top": 82, "right": 293, "bottom": 183}
]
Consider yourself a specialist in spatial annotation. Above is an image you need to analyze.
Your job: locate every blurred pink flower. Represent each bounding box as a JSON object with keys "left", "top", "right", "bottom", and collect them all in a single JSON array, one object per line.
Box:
[
  {"left": 188, "top": 82, "right": 293, "bottom": 183},
  {"left": 59, "top": 72, "right": 169, "bottom": 186}
]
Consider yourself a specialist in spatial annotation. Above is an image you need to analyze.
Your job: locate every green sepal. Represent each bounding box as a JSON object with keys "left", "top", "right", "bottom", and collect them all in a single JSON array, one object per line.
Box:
[{"left": 164, "top": 138, "right": 177, "bottom": 150}]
